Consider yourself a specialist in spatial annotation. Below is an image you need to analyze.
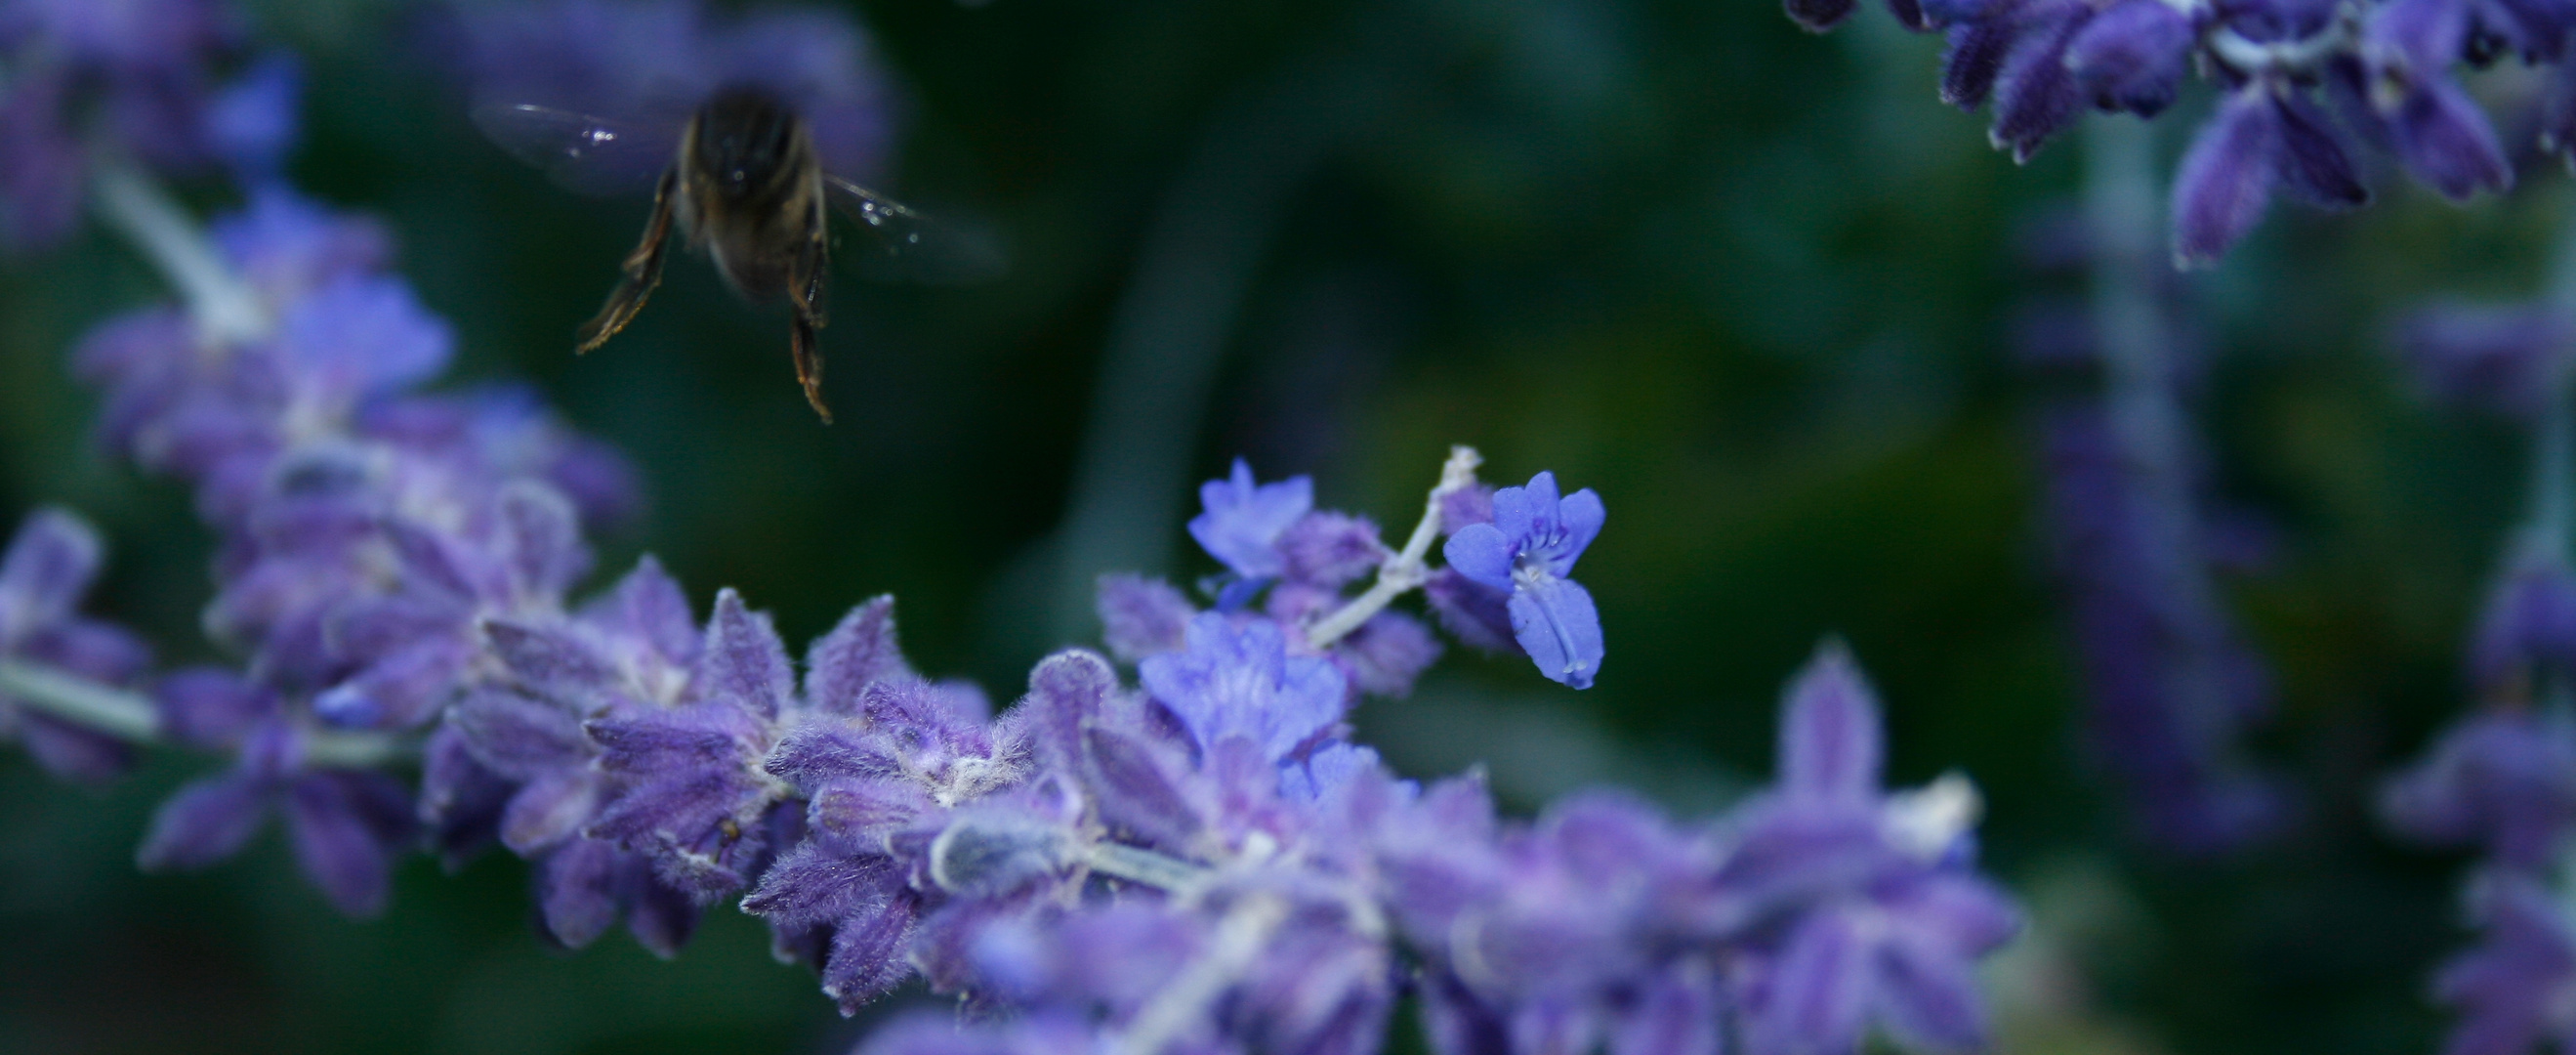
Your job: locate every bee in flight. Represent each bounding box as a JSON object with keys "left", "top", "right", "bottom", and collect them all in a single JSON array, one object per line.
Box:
[{"left": 476, "top": 85, "right": 982, "bottom": 423}]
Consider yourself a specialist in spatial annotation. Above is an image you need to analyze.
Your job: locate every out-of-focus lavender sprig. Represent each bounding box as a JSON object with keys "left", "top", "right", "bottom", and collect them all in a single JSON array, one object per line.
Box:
[
  {"left": 1786, "top": 0, "right": 2562, "bottom": 264},
  {"left": 2383, "top": 190, "right": 2576, "bottom": 1055},
  {"left": 0, "top": 0, "right": 302, "bottom": 250},
  {"left": 2019, "top": 122, "right": 2286, "bottom": 854},
  {"left": 38, "top": 170, "right": 648, "bottom": 918}
]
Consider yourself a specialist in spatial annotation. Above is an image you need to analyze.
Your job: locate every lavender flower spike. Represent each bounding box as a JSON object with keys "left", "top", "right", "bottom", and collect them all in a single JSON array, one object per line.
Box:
[{"left": 1443, "top": 470, "right": 1606, "bottom": 688}]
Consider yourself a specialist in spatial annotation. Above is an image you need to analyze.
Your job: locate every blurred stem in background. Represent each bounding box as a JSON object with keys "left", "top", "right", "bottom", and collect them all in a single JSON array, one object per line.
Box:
[{"left": 1041, "top": 16, "right": 1426, "bottom": 640}]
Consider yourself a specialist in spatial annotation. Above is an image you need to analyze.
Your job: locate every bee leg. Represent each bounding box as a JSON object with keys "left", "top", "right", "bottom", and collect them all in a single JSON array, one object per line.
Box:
[
  {"left": 576, "top": 167, "right": 680, "bottom": 355},
  {"left": 789, "top": 311, "right": 832, "bottom": 424},
  {"left": 786, "top": 200, "right": 833, "bottom": 423}
]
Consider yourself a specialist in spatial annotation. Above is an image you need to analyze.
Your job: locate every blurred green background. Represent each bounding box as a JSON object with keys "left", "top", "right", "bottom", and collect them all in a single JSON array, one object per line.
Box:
[{"left": 0, "top": 0, "right": 2557, "bottom": 1052}]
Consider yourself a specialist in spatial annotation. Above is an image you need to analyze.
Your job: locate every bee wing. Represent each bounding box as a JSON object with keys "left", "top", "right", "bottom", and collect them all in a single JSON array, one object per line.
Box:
[
  {"left": 822, "top": 174, "right": 1008, "bottom": 286},
  {"left": 472, "top": 103, "right": 678, "bottom": 197}
]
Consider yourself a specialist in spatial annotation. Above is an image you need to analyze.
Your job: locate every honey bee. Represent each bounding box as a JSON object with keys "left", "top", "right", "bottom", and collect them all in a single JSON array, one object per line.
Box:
[{"left": 477, "top": 85, "right": 977, "bottom": 423}]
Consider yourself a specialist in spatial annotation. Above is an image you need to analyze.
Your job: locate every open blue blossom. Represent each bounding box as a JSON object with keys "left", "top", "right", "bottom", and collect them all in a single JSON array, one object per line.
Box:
[
  {"left": 1187, "top": 458, "right": 1314, "bottom": 587},
  {"left": 0, "top": 509, "right": 151, "bottom": 781},
  {"left": 1443, "top": 471, "right": 1605, "bottom": 689}
]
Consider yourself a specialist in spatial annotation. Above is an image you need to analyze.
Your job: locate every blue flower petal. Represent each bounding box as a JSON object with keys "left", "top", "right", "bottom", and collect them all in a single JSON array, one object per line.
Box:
[
  {"left": 1443, "top": 523, "right": 1516, "bottom": 590},
  {"left": 1507, "top": 575, "right": 1602, "bottom": 689}
]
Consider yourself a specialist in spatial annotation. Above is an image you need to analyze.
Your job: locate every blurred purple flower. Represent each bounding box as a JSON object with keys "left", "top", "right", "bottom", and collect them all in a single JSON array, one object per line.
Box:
[
  {"left": 2468, "top": 552, "right": 2576, "bottom": 694},
  {"left": 0, "top": 0, "right": 302, "bottom": 248},
  {"left": 2384, "top": 709, "right": 2576, "bottom": 871},
  {"left": 0, "top": 509, "right": 151, "bottom": 781},
  {"left": 1188, "top": 459, "right": 1314, "bottom": 588},
  {"left": 1096, "top": 572, "right": 1194, "bottom": 662},
  {"left": 2036, "top": 404, "right": 2284, "bottom": 853},
  {"left": 2066, "top": 0, "right": 2194, "bottom": 117},
  {"left": 1142, "top": 612, "right": 1349, "bottom": 768},
  {"left": 2431, "top": 875, "right": 2576, "bottom": 1055},
  {"left": 139, "top": 679, "right": 416, "bottom": 917},
  {"left": 2396, "top": 300, "right": 2572, "bottom": 419}
]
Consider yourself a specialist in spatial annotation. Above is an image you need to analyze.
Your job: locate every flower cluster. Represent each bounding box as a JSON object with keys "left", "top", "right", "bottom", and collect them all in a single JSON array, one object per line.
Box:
[
  {"left": 2381, "top": 226, "right": 2576, "bottom": 1053},
  {"left": 822, "top": 641, "right": 2015, "bottom": 1055},
  {"left": 1787, "top": 0, "right": 2561, "bottom": 263},
  {"left": 65, "top": 183, "right": 644, "bottom": 915}
]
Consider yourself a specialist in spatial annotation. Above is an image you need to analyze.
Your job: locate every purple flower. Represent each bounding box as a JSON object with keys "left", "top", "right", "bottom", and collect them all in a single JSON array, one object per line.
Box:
[
  {"left": 1986, "top": 2, "right": 2093, "bottom": 162},
  {"left": 2467, "top": 552, "right": 2576, "bottom": 693},
  {"left": 742, "top": 647, "right": 1043, "bottom": 1012},
  {"left": 0, "top": 508, "right": 151, "bottom": 781},
  {"left": 1279, "top": 511, "right": 1391, "bottom": 590},
  {"left": 2379, "top": 77, "right": 2513, "bottom": 202},
  {"left": 1443, "top": 471, "right": 1606, "bottom": 689},
  {"left": 0, "top": 0, "right": 288, "bottom": 248},
  {"left": 1725, "top": 648, "right": 2019, "bottom": 1055},
  {"left": 1141, "top": 612, "right": 1349, "bottom": 766},
  {"left": 1333, "top": 611, "right": 1442, "bottom": 699},
  {"left": 1187, "top": 459, "right": 1314, "bottom": 586},
  {"left": 138, "top": 686, "right": 418, "bottom": 917},
  {"left": 2396, "top": 300, "right": 2572, "bottom": 419},
  {"left": 2065, "top": 0, "right": 2195, "bottom": 117},
  {"left": 2431, "top": 875, "right": 2576, "bottom": 1055},
  {"left": 1095, "top": 572, "right": 1195, "bottom": 662},
  {"left": 2035, "top": 404, "right": 2284, "bottom": 853},
  {"left": 584, "top": 588, "right": 805, "bottom": 900},
  {"left": 2383, "top": 710, "right": 2576, "bottom": 871},
  {"left": 1378, "top": 645, "right": 2017, "bottom": 1055}
]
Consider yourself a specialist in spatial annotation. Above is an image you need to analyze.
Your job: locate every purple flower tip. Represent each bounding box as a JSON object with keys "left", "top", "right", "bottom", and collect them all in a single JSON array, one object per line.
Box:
[{"left": 1186, "top": 458, "right": 1314, "bottom": 583}]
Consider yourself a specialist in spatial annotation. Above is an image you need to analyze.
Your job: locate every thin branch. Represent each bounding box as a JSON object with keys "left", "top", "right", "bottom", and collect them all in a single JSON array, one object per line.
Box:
[
  {"left": 1306, "top": 445, "right": 1481, "bottom": 650},
  {"left": 90, "top": 164, "right": 270, "bottom": 346}
]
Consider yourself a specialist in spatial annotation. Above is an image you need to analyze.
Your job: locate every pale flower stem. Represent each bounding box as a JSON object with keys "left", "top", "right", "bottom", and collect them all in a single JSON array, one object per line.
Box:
[
  {"left": 0, "top": 658, "right": 158, "bottom": 742},
  {"left": 1085, "top": 840, "right": 1215, "bottom": 893},
  {"left": 1109, "top": 893, "right": 1291, "bottom": 1055},
  {"left": 90, "top": 164, "right": 270, "bottom": 346},
  {"left": 1306, "top": 445, "right": 1482, "bottom": 650},
  {"left": 0, "top": 657, "right": 409, "bottom": 768}
]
